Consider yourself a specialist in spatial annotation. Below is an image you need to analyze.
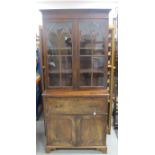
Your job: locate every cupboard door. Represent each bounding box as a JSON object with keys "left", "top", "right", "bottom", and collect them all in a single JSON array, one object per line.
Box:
[
  {"left": 78, "top": 115, "right": 107, "bottom": 146},
  {"left": 46, "top": 115, "right": 76, "bottom": 146},
  {"left": 45, "top": 21, "right": 73, "bottom": 88},
  {"left": 78, "top": 20, "right": 108, "bottom": 87}
]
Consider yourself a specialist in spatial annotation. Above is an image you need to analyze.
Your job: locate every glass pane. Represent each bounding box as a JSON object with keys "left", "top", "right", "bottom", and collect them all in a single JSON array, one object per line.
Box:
[
  {"left": 80, "top": 56, "right": 91, "bottom": 70},
  {"left": 79, "top": 21, "right": 107, "bottom": 55},
  {"left": 79, "top": 21, "right": 107, "bottom": 87},
  {"left": 93, "top": 73, "right": 104, "bottom": 86},
  {"left": 47, "top": 22, "right": 72, "bottom": 49},
  {"left": 46, "top": 22, "right": 73, "bottom": 87},
  {"left": 48, "top": 56, "right": 60, "bottom": 72},
  {"left": 49, "top": 74, "right": 60, "bottom": 86},
  {"left": 80, "top": 49, "right": 92, "bottom": 55},
  {"left": 94, "top": 49, "right": 105, "bottom": 55},
  {"left": 93, "top": 56, "right": 105, "bottom": 71},
  {"left": 94, "top": 42, "right": 105, "bottom": 55},
  {"left": 61, "top": 56, "right": 72, "bottom": 72},
  {"left": 61, "top": 49, "right": 72, "bottom": 55},
  {"left": 62, "top": 73, "right": 72, "bottom": 86},
  {"left": 80, "top": 73, "right": 91, "bottom": 86},
  {"left": 48, "top": 49, "right": 59, "bottom": 55}
]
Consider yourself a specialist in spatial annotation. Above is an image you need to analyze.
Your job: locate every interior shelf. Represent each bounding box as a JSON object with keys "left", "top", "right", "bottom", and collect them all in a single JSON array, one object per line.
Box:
[
  {"left": 48, "top": 48, "right": 72, "bottom": 49},
  {"left": 80, "top": 69, "right": 104, "bottom": 73},
  {"left": 80, "top": 55, "right": 105, "bottom": 57},
  {"left": 48, "top": 55, "right": 73, "bottom": 57},
  {"left": 49, "top": 70, "right": 72, "bottom": 74}
]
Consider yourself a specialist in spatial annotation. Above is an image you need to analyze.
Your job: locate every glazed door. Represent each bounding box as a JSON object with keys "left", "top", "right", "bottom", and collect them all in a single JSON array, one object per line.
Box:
[
  {"left": 44, "top": 19, "right": 108, "bottom": 89},
  {"left": 44, "top": 21, "right": 76, "bottom": 88},
  {"left": 77, "top": 20, "right": 108, "bottom": 88}
]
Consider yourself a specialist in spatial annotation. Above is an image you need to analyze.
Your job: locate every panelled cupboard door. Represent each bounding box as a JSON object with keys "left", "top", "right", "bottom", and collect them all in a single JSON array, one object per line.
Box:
[
  {"left": 44, "top": 21, "right": 74, "bottom": 88},
  {"left": 78, "top": 115, "right": 107, "bottom": 146},
  {"left": 46, "top": 114, "right": 107, "bottom": 147},
  {"left": 46, "top": 115, "right": 76, "bottom": 146}
]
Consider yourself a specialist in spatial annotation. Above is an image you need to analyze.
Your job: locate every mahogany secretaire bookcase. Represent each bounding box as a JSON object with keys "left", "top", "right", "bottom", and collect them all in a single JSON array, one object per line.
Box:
[{"left": 40, "top": 9, "right": 110, "bottom": 153}]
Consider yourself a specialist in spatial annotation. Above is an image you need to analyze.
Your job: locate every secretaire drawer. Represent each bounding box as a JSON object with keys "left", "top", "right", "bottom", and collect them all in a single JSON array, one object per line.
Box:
[{"left": 44, "top": 97, "right": 108, "bottom": 115}]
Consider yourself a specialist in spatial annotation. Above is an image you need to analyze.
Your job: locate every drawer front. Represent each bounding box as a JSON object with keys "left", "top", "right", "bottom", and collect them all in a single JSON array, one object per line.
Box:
[{"left": 45, "top": 97, "right": 107, "bottom": 115}]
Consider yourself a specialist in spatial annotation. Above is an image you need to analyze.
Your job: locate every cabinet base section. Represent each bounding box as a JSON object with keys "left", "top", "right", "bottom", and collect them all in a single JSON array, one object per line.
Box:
[{"left": 45, "top": 145, "right": 107, "bottom": 153}]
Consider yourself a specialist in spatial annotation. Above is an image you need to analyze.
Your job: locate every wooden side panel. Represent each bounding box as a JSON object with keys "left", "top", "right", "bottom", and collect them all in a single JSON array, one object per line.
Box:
[
  {"left": 46, "top": 115, "right": 76, "bottom": 146},
  {"left": 79, "top": 115, "right": 107, "bottom": 146}
]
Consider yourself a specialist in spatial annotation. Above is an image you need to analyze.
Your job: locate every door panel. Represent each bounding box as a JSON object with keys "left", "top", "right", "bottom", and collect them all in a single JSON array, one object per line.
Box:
[
  {"left": 79, "top": 115, "right": 107, "bottom": 146},
  {"left": 46, "top": 114, "right": 107, "bottom": 147},
  {"left": 44, "top": 19, "right": 108, "bottom": 88},
  {"left": 45, "top": 21, "right": 73, "bottom": 88},
  {"left": 78, "top": 20, "right": 108, "bottom": 87},
  {"left": 46, "top": 115, "right": 76, "bottom": 146}
]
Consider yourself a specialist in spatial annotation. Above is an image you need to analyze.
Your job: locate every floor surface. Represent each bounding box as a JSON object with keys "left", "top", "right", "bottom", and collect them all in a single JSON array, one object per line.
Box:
[{"left": 36, "top": 120, "right": 118, "bottom": 155}]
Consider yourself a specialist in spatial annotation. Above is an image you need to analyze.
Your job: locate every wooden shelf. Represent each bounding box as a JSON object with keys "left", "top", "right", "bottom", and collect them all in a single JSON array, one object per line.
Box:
[
  {"left": 80, "top": 48, "right": 103, "bottom": 50},
  {"left": 80, "top": 70, "right": 91, "bottom": 73},
  {"left": 80, "top": 48, "right": 92, "bottom": 50},
  {"left": 80, "top": 69, "right": 104, "bottom": 73},
  {"left": 93, "top": 70, "right": 104, "bottom": 73},
  {"left": 48, "top": 55, "right": 72, "bottom": 57},
  {"left": 48, "top": 48, "right": 72, "bottom": 50},
  {"left": 80, "top": 54, "right": 105, "bottom": 57},
  {"left": 49, "top": 70, "right": 72, "bottom": 74}
]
